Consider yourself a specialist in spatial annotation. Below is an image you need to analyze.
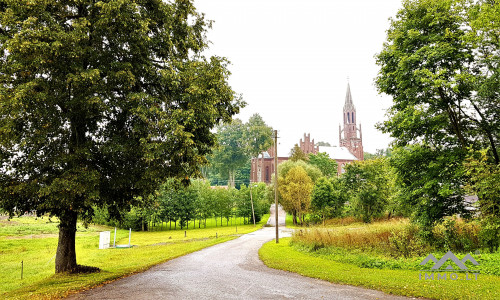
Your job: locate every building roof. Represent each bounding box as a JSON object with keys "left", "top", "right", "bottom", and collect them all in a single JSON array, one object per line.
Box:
[
  {"left": 318, "top": 146, "right": 358, "bottom": 161},
  {"left": 258, "top": 151, "right": 271, "bottom": 159},
  {"left": 343, "top": 82, "right": 356, "bottom": 112}
]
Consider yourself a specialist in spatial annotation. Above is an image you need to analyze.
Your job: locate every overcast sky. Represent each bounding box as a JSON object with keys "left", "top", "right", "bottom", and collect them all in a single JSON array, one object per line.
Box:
[{"left": 194, "top": 0, "right": 404, "bottom": 155}]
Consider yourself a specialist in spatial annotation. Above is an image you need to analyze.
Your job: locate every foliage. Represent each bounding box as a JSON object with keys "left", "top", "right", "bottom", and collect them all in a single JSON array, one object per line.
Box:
[
  {"left": 0, "top": 0, "right": 242, "bottom": 272},
  {"left": 208, "top": 114, "right": 272, "bottom": 187},
  {"left": 316, "top": 141, "right": 331, "bottom": 147},
  {"left": 311, "top": 177, "right": 345, "bottom": 224},
  {"left": 246, "top": 113, "right": 274, "bottom": 157},
  {"left": 376, "top": 0, "right": 499, "bottom": 160},
  {"left": 375, "top": 0, "right": 500, "bottom": 241},
  {"left": 432, "top": 216, "right": 481, "bottom": 253},
  {"left": 277, "top": 159, "right": 322, "bottom": 183},
  {"left": 342, "top": 158, "right": 394, "bottom": 223},
  {"left": 237, "top": 183, "right": 268, "bottom": 224},
  {"left": 289, "top": 144, "right": 308, "bottom": 162},
  {"left": 94, "top": 179, "right": 270, "bottom": 230},
  {"left": 388, "top": 224, "right": 425, "bottom": 258},
  {"left": 465, "top": 149, "right": 500, "bottom": 252},
  {"left": 278, "top": 166, "right": 313, "bottom": 225},
  {"left": 209, "top": 119, "right": 249, "bottom": 188},
  {"left": 390, "top": 145, "right": 468, "bottom": 236},
  {"left": 308, "top": 152, "right": 338, "bottom": 178}
]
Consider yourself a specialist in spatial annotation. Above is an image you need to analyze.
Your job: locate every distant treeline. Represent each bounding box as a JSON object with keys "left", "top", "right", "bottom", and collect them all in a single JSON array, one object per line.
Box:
[{"left": 93, "top": 179, "right": 270, "bottom": 231}]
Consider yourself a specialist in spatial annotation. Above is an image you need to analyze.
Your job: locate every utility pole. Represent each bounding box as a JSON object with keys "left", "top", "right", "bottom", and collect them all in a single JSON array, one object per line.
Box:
[
  {"left": 250, "top": 184, "right": 256, "bottom": 227},
  {"left": 274, "top": 129, "right": 279, "bottom": 243}
]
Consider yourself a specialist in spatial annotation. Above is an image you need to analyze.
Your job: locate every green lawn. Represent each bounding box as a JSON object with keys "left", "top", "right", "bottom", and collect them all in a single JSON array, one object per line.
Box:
[
  {"left": 259, "top": 238, "right": 500, "bottom": 300},
  {"left": 0, "top": 214, "right": 269, "bottom": 299}
]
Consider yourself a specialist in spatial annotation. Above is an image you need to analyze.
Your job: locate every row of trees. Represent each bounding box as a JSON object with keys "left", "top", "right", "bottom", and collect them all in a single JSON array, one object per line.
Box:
[{"left": 94, "top": 180, "right": 270, "bottom": 231}]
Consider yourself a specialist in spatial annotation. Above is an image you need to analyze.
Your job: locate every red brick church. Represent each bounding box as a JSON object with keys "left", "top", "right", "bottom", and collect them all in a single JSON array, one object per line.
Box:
[{"left": 250, "top": 83, "right": 364, "bottom": 183}]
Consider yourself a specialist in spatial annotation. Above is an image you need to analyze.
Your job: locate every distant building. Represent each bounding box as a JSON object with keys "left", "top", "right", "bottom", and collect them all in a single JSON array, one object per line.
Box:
[
  {"left": 299, "top": 133, "right": 319, "bottom": 155},
  {"left": 250, "top": 83, "right": 364, "bottom": 182},
  {"left": 339, "top": 82, "right": 364, "bottom": 161},
  {"left": 250, "top": 146, "right": 288, "bottom": 184}
]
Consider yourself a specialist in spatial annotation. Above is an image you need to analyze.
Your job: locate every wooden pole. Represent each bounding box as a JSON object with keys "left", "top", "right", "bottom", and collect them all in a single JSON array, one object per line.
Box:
[
  {"left": 274, "top": 130, "right": 279, "bottom": 243},
  {"left": 250, "top": 184, "right": 256, "bottom": 227}
]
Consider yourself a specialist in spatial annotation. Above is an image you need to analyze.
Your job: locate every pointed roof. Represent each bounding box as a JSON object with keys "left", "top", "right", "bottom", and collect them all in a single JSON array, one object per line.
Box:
[{"left": 343, "top": 82, "right": 356, "bottom": 112}]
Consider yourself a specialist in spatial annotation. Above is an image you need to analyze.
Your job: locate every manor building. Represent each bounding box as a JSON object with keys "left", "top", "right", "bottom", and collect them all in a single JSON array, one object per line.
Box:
[{"left": 250, "top": 83, "right": 364, "bottom": 183}]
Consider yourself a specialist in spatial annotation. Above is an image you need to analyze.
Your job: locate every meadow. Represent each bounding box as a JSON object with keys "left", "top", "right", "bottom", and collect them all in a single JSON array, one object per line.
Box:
[
  {"left": 260, "top": 217, "right": 500, "bottom": 300},
  {"left": 0, "top": 214, "right": 269, "bottom": 299}
]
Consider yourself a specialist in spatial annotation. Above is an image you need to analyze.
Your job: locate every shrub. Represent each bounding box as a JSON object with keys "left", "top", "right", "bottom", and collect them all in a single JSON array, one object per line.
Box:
[
  {"left": 388, "top": 224, "right": 426, "bottom": 258},
  {"left": 432, "top": 216, "right": 480, "bottom": 253},
  {"left": 480, "top": 216, "right": 500, "bottom": 253}
]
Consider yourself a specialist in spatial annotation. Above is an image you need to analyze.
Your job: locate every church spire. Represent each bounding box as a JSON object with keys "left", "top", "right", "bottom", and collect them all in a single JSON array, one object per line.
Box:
[
  {"left": 339, "top": 81, "right": 364, "bottom": 160},
  {"left": 343, "top": 82, "right": 355, "bottom": 112}
]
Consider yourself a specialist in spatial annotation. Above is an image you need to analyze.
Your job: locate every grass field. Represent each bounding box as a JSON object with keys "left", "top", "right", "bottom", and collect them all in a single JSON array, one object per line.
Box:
[
  {"left": 0, "top": 214, "right": 269, "bottom": 299},
  {"left": 260, "top": 216, "right": 500, "bottom": 300},
  {"left": 259, "top": 238, "right": 500, "bottom": 300}
]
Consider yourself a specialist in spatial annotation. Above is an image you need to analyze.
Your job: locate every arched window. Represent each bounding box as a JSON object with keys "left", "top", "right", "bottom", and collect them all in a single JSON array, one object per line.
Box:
[
  {"left": 352, "top": 112, "right": 355, "bottom": 123},
  {"left": 347, "top": 113, "right": 350, "bottom": 123}
]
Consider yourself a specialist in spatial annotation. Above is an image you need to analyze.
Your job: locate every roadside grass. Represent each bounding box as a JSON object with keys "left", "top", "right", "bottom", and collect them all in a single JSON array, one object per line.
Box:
[
  {"left": 292, "top": 218, "right": 412, "bottom": 254},
  {"left": 0, "top": 214, "right": 269, "bottom": 299},
  {"left": 259, "top": 238, "right": 500, "bottom": 300}
]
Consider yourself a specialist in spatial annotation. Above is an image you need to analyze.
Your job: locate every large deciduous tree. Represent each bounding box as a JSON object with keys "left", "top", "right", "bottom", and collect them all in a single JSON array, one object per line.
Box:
[
  {"left": 209, "top": 114, "right": 272, "bottom": 187},
  {"left": 0, "top": 0, "right": 241, "bottom": 273},
  {"left": 375, "top": 0, "right": 500, "bottom": 228}
]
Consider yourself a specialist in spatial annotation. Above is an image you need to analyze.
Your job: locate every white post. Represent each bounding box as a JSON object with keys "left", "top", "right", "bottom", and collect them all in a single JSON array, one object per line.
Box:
[
  {"left": 113, "top": 227, "right": 117, "bottom": 248},
  {"left": 128, "top": 228, "right": 131, "bottom": 247}
]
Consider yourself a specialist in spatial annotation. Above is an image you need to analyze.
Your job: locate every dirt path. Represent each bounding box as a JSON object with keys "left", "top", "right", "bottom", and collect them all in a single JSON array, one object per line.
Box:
[{"left": 70, "top": 207, "right": 410, "bottom": 299}]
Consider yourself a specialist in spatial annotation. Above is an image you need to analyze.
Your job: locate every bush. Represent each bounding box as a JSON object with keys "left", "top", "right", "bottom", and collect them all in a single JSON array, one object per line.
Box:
[
  {"left": 480, "top": 216, "right": 500, "bottom": 253},
  {"left": 388, "top": 224, "right": 426, "bottom": 258},
  {"left": 432, "top": 216, "right": 480, "bottom": 253}
]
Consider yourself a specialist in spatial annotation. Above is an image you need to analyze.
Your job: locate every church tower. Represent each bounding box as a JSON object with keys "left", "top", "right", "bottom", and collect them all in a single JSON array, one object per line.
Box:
[{"left": 339, "top": 83, "right": 364, "bottom": 160}]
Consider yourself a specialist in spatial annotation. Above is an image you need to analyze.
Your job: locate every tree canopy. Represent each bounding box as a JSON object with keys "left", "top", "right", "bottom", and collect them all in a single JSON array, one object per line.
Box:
[
  {"left": 376, "top": 0, "right": 499, "bottom": 161},
  {"left": 375, "top": 0, "right": 500, "bottom": 235},
  {"left": 278, "top": 166, "right": 313, "bottom": 225},
  {"left": 308, "top": 152, "right": 338, "bottom": 178},
  {"left": 0, "top": 0, "right": 241, "bottom": 273},
  {"left": 208, "top": 114, "right": 273, "bottom": 187}
]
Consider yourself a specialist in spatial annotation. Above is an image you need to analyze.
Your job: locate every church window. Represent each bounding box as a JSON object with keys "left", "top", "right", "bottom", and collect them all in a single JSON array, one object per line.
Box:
[
  {"left": 265, "top": 167, "right": 269, "bottom": 183},
  {"left": 347, "top": 113, "right": 350, "bottom": 123},
  {"left": 352, "top": 112, "right": 354, "bottom": 123}
]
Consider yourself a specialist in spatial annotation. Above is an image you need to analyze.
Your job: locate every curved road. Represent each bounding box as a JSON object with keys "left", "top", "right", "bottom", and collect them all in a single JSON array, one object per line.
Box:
[{"left": 71, "top": 206, "right": 410, "bottom": 299}]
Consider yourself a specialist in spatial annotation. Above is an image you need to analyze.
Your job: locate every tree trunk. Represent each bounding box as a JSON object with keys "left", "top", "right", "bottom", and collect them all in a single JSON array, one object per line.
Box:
[
  {"left": 292, "top": 212, "right": 297, "bottom": 225},
  {"left": 55, "top": 210, "right": 78, "bottom": 273}
]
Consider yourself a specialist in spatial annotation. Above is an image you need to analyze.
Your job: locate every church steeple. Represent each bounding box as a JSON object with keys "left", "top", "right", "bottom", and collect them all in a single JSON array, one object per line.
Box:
[
  {"left": 344, "top": 82, "right": 355, "bottom": 113},
  {"left": 339, "top": 82, "right": 364, "bottom": 160}
]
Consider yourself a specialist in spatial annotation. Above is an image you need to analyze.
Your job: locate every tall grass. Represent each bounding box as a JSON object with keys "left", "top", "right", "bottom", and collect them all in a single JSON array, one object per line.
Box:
[
  {"left": 292, "top": 216, "right": 484, "bottom": 258},
  {"left": 291, "top": 218, "right": 411, "bottom": 254}
]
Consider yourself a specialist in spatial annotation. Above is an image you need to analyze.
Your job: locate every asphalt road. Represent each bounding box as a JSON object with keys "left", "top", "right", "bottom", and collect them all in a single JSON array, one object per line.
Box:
[{"left": 70, "top": 207, "right": 410, "bottom": 300}]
